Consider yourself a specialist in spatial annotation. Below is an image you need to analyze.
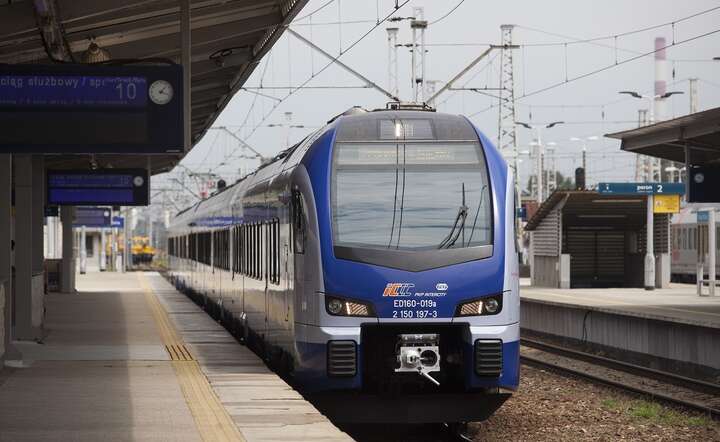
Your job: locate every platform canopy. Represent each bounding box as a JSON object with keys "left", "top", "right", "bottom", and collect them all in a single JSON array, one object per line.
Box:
[
  {"left": 606, "top": 107, "right": 720, "bottom": 166},
  {"left": 0, "top": 0, "right": 307, "bottom": 174},
  {"left": 524, "top": 190, "right": 649, "bottom": 232}
]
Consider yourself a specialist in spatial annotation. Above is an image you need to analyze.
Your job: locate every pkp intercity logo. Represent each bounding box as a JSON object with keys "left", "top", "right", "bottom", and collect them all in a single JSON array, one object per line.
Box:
[{"left": 383, "top": 283, "right": 415, "bottom": 297}]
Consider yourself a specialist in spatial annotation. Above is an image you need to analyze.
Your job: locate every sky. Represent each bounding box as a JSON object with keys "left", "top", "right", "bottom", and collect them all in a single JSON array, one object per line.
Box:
[{"left": 156, "top": 0, "right": 720, "bottom": 206}]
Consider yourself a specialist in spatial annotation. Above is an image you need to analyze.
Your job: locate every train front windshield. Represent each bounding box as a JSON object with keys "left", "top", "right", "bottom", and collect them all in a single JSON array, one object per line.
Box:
[{"left": 332, "top": 141, "right": 492, "bottom": 251}]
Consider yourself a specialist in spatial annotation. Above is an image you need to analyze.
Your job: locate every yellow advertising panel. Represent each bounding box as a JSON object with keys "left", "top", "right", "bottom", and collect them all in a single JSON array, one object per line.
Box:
[{"left": 653, "top": 194, "right": 680, "bottom": 213}]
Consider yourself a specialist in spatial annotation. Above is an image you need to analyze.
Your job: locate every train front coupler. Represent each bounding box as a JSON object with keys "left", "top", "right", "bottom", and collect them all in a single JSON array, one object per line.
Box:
[{"left": 394, "top": 333, "right": 441, "bottom": 386}]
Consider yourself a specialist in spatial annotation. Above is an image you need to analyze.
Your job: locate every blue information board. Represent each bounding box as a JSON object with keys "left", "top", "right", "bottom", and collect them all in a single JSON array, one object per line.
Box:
[
  {"left": 0, "top": 75, "right": 147, "bottom": 107},
  {"left": 73, "top": 207, "right": 111, "bottom": 228},
  {"left": 597, "top": 182, "right": 685, "bottom": 195},
  {"left": 0, "top": 64, "right": 182, "bottom": 154},
  {"left": 697, "top": 211, "right": 709, "bottom": 223},
  {"left": 111, "top": 216, "right": 125, "bottom": 228},
  {"left": 47, "top": 169, "right": 149, "bottom": 206}
]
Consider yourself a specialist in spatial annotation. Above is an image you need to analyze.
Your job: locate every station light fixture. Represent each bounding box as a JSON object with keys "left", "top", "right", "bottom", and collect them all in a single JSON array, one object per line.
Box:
[
  {"left": 82, "top": 40, "right": 110, "bottom": 64},
  {"left": 619, "top": 90, "right": 684, "bottom": 100}
]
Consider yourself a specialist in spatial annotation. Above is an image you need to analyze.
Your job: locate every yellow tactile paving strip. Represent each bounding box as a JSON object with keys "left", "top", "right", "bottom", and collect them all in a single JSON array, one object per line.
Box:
[{"left": 137, "top": 273, "right": 245, "bottom": 442}]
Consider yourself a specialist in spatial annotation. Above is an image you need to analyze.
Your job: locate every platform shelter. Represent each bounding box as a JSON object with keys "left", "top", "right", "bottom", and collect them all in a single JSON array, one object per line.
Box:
[{"left": 524, "top": 190, "right": 671, "bottom": 289}]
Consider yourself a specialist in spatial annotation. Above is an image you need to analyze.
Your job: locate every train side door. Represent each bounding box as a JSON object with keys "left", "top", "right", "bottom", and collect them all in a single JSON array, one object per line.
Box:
[
  {"left": 291, "top": 188, "right": 307, "bottom": 321},
  {"left": 264, "top": 195, "right": 270, "bottom": 338}
]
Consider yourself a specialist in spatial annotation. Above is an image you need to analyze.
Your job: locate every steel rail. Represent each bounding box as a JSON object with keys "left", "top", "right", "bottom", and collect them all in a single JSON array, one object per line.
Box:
[{"left": 520, "top": 338, "right": 720, "bottom": 419}]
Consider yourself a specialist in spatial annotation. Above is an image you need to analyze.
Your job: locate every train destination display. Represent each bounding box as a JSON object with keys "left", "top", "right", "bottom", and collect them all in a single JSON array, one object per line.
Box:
[
  {"left": 0, "top": 64, "right": 182, "bottom": 153},
  {"left": 73, "top": 207, "right": 112, "bottom": 228},
  {"left": 0, "top": 75, "right": 148, "bottom": 107},
  {"left": 47, "top": 169, "right": 149, "bottom": 206}
]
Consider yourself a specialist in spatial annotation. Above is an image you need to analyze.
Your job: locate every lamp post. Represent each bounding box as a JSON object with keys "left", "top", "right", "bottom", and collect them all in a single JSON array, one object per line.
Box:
[
  {"left": 517, "top": 121, "right": 563, "bottom": 203},
  {"left": 619, "top": 90, "right": 684, "bottom": 124},
  {"left": 619, "top": 91, "right": 684, "bottom": 182},
  {"left": 620, "top": 91, "right": 682, "bottom": 290}
]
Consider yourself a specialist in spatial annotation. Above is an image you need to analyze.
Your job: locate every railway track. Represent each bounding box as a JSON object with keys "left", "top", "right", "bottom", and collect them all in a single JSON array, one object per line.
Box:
[{"left": 520, "top": 337, "right": 720, "bottom": 419}]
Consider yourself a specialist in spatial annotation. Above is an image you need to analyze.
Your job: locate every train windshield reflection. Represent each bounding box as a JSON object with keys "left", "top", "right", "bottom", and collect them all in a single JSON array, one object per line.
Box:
[{"left": 332, "top": 142, "right": 492, "bottom": 250}]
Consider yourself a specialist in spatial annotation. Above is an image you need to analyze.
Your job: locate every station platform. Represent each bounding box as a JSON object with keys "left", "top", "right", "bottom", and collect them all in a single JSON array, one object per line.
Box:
[
  {"left": 519, "top": 279, "right": 720, "bottom": 382},
  {"left": 0, "top": 271, "right": 349, "bottom": 441},
  {"left": 520, "top": 279, "right": 720, "bottom": 329}
]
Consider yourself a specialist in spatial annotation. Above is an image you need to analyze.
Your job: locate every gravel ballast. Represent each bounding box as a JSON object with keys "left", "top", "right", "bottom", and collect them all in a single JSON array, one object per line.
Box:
[{"left": 471, "top": 365, "right": 720, "bottom": 441}]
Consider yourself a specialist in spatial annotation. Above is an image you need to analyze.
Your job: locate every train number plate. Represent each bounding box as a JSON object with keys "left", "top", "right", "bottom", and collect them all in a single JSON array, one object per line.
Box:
[{"left": 392, "top": 299, "right": 438, "bottom": 319}]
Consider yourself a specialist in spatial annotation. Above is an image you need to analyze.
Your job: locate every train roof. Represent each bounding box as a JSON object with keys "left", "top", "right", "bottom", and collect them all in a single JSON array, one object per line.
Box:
[
  {"left": 169, "top": 108, "right": 482, "bottom": 230},
  {"left": 333, "top": 109, "right": 478, "bottom": 142}
]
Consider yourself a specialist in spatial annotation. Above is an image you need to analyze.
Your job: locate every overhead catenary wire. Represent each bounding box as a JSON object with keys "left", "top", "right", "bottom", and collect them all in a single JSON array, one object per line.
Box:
[
  {"left": 517, "top": 77, "right": 691, "bottom": 111},
  {"left": 292, "top": 19, "right": 376, "bottom": 26},
  {"left": 293, "top": 0, "right": 336, "bottom": 22},
  {"left": 244, "top": 0, "right": 411, "bottom": 138},
  {"left": 519, "top": 28, "right": 720, "bottom": 100},
  {"left": 192, "top": 1, "right": 410, "bottom": 176},
  {"left": 516, "top": 5, "right": 720, "bottom": 48},
  {"left": 466, "top": 28, "right": 720, "bottom": 119},
  {"left": 423, "top": 5, "right": 720, "bottom": 64},
  {"left": 429, "top": 0, "right": 466, "bottom": 25}
]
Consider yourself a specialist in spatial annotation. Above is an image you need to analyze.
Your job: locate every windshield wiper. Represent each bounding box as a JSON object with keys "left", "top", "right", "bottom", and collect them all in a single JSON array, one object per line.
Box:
[
  {"left": 438, "top": 183, "right": 468, "bottom": 249},
  {"left": 438, "top": 205, "right": 468, "bottom": 249}
]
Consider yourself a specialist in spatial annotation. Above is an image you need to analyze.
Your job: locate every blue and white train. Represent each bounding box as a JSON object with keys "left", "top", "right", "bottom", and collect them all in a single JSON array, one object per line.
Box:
[{"left": 166, "top": 107, "right": 520, "bottom": 423}]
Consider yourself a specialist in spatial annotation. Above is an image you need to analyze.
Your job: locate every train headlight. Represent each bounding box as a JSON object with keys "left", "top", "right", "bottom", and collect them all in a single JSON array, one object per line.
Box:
[
  {"left": 327, "top": 298, "right": 344, "bottom": 315},
  {"left": 325, "top": 295, "right": 375, "bottom": 317},
  {"left": 455, "top": 295, "right": 502, "bottom": 317},
  {"left": 484, "top": 298, "right": 499, "bottom": 313}
]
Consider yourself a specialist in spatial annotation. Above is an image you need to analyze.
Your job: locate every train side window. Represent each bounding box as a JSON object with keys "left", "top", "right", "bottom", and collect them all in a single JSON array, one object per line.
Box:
[
  {"left": 197, "top": 233, "right": 202, "bottom": 263},
  {"left": 254, "top": 223, "right": 259, "bottom": 279},
  {"left": 258, "top": 223, "right": 263, "bottom": 280},
  {"left": 213, "top": 231, "right": 217, "bottom": 267},
  {"left": 234, "top": 227, "right": 239, "bottom": 273},
  {"left": 196, "top": 233, "right": 200, "bottom": 262},
  {"left": 225, "top": 229, "right": 230, "bottom": 270},
  {"left": 222, "top": 229, "right": 227, "bottom": 270},
  {"left": 243, "top": 225, "right": 248, "bottom": 276},
  {"left": 236, "top": 227, "right": 240, "bottom": 272},
  {"left": 274, "top": 219, "right": 280, "bottom": 283},
  {"left": 257, "top": 223, "right": 261, "bottom": 279},
  {"left": 267, "top": 219, "right": 280, "bottom": 285},
  {"left": 292, "top": 189, "right": 306, "bottom": 254},
  {"left": 244, "top": 225, "right": 249, "bottom": 276},
  {"left": 251, "top": 224, "right": 255, "bottom": 277},
  {"left": 691, "top": 227, "right": 696, "bottom": 250},
  {"left": 261, "top": 223, "right": 265, "bottom": 280},
  {"left": 265, "top": 222, "right": 270, "bottom": 281}
]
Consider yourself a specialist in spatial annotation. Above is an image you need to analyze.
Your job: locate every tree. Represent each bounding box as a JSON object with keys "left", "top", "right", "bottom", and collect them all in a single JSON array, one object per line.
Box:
[{"left": 525, "top": 171, "right": 575, "bottom": 196}]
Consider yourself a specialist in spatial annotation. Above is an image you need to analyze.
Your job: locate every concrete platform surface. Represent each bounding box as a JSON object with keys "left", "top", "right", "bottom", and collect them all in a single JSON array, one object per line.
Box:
[
  {"left": 0, "top": 271, "right": 350, "bottom": 442},
  {"left": 521, "top": 280, "right": 720, "bottom": 328}
]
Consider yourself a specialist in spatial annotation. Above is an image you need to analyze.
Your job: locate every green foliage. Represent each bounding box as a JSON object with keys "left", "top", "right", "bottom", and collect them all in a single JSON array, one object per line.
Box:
[
  {"left": 525, "top": 171, "right": 575, "bottom": 194},
  {"left": 601, "top": 397, "right": 713, "bottom": 427}
]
